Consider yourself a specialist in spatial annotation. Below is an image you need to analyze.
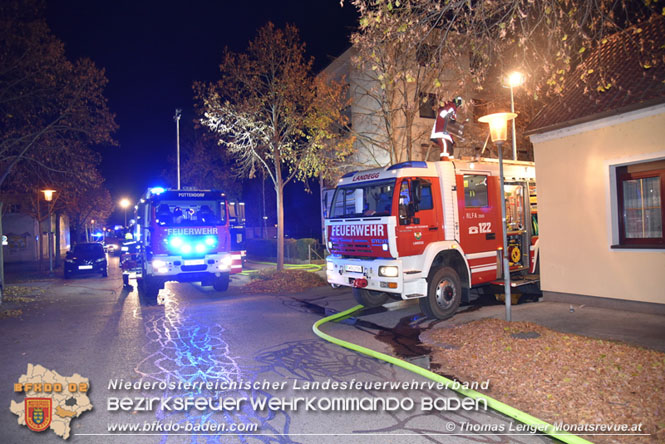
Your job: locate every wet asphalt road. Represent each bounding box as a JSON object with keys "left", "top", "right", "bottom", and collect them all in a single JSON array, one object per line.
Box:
[{"left": 0, "top": 258, "right": 551, "bottom": 444}]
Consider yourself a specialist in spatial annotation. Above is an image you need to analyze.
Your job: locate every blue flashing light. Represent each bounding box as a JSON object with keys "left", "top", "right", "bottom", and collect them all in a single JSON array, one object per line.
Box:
[
  {"left": 204, "top": 236, "right": 217, "bottom": 246},
  {"left": 170, "top": 237, "right": 184, "bottom": 248},
  {"left": 150, "top": 187, "right": 166, "bottom": 195},
  {"left": 195, "top": 244, "right": 206, "bottom": 254},
  {"left": 181, "top": 244, "right": 192, "bottom": 254},
  {"left": 387, "top": 161, "right": 428, "bottom": 170}
]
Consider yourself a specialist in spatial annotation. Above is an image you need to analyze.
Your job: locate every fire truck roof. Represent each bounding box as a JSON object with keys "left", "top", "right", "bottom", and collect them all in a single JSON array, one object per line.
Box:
[
  {"left": 337, "top": 159, "right": 536, "bottom": 186},
  {"left": 142, "top": 188, "right": 227, "bottom": 201}
]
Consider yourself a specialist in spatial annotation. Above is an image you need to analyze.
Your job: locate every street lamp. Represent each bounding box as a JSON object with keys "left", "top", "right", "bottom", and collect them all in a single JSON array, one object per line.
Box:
[
  {"left": 502, "top": 71, "right": 524, "bottom": 161},
  {"left": 41, "top": 189, "right": 56, "bottom": 275},
  {"left": 174, "top": 108, "right": 182, "bottom": 190},
  {"left": 478, "top": 112, "right": 517, "bottom": 322},
  {"left": 119, "top": 198, "right": 131, "bottom": 227}
]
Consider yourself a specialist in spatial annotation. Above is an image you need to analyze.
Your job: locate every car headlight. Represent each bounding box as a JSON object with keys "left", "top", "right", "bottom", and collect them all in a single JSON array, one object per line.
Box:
[
  {"left": 378, "top": 266, "right": 399, "bottom": 277},
  {"left": 326, "top": 261, "right": 334, "bottom": 271}
]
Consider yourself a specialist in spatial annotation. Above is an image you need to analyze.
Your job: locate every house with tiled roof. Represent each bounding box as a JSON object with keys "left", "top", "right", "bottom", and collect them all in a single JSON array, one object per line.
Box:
[{"left": 526, "top": 14, "right": 665, "bottom": 311}]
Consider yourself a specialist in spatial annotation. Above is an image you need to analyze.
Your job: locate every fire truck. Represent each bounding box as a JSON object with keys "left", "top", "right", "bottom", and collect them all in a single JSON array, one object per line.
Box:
[
  {"left": 324, "top": 102, "right": 539, "bottom": 319},
  {"left": 133, "top": 188, "right": 242, "bottom": 300}
]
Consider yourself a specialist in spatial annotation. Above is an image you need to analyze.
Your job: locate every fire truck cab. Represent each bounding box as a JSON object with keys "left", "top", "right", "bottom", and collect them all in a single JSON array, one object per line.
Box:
[
  {"left": 324, "top": 159, "right": 538, "bottom": 319},
  {"left": 134, "top": 188, "right": 242, "bottom": 301}
]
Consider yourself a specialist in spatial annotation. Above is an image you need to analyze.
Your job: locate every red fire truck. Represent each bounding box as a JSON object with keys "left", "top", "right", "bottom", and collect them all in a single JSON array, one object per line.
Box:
[
  {"left": 324, "top": 104, "right": 539, "bottom": 319},
  {"left": 133, "top": 188, "right": 242, "bottom": 300}
]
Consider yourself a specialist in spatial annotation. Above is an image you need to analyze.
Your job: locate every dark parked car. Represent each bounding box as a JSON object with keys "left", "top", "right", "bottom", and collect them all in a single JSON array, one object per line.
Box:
[{"left": 64, "top": 243, "right": 108, "bottom": 279}]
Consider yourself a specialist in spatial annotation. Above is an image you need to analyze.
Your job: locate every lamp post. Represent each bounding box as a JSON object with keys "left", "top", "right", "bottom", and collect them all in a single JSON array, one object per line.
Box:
[
  {"left": 119, "top": 198, "right": 131, "bottom": 228},
  {"left": 41, "top": 189, "right": 56, "bottom": 275},
  {"left": 174, "top": 108, "right": 182, "bottom": 190},
  {"left": 478, "top": 112, "right": 517, "bottom": 322},
  {"left": 503, "top": 71, "right": 524, "bottom": 161}
]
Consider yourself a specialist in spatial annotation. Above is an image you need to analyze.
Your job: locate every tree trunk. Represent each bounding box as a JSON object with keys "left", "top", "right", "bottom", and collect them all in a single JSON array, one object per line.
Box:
[
  {"left": 55, "top": 212, "right": 61, "bottom": 267},
  {"left": 275, "top": 177, "right": 285, "bottom": 271}
]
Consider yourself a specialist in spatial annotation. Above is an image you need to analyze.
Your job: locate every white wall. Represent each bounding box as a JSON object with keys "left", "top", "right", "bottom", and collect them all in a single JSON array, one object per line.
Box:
[{"left": 531, "top": 105, "right": 665, "bottom": 304}]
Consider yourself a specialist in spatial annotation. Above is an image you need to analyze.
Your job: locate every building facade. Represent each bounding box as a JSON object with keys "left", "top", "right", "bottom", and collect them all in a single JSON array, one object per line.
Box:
[{"left": 527, "top": 15, "right": 665, "bottom": 311}]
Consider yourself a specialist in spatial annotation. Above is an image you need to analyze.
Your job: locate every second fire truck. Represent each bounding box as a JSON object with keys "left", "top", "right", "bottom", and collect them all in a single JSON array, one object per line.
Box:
[{"left": 133, "top": 188, "right": 242, "bottom": 300}]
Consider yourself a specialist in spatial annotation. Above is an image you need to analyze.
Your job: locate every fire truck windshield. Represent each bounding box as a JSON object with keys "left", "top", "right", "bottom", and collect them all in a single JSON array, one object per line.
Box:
[
  {"left": 154, "top": 200, "right": 225, "bottom": 226},
  {"left": 329, "top": 179, "right": 395, "bottom": 218}
]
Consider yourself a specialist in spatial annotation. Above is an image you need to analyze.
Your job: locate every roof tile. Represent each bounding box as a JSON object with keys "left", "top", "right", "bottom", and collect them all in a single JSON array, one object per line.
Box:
[{"left": 527, "top": 14, "right": 665, "bottom": 134}]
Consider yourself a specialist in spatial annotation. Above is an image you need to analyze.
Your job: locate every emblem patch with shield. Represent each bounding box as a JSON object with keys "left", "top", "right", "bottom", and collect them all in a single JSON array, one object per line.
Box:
[{"left": 25, "top": 398, "right": 52, "bottom": 432}]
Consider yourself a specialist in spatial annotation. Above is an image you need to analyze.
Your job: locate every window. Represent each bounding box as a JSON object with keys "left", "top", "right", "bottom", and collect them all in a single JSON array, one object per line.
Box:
[
  {"left": 418, "top": 182, "right": 433, "bottom": 210},
  {"left": 329, "top": 179, "right": 396, "bottom": 218},
  {"left": 419, "top": 93, "right": 437, "bottom": 119},
  {"left": 416, "top": 44, "right": 436, "bottom": 66},
  {"left": 463, "top": 174, "right": 489, "bottom": 208},
  {"left": 616, "top": 162, "right": 665, "bottom": 247}
]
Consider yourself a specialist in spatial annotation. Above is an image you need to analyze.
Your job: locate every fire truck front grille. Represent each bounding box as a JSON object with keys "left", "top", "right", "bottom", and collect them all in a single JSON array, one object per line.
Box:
[
  {"left": 334, "top": 242, "right": 372, "bottom": 254},
  {"left": 181, "top": 264, "right": 207, "bottom": 272}
]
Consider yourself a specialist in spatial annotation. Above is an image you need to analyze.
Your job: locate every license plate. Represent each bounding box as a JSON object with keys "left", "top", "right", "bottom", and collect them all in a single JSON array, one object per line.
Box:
[
  {"left": 345, "top": 264, "right": 363, "bottom": 273},
  {"left": 184, "top": 259, "right": 205, "bottom": 266},
  {"left": 78, "top": 265, "right": 93, "bottom": 270}
]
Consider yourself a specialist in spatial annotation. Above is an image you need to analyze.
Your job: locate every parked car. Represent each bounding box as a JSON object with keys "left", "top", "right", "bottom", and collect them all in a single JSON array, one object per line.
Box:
[
  {"left": 64, "top": 243, "right": 108, "bottom": 279},
  {"left": 104, "top": 239, "right": 121, "bottom": 255}
]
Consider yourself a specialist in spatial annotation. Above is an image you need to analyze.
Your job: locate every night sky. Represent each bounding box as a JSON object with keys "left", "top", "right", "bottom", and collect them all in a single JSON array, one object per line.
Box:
[{"left": 45, "top": 0, "right": 358, "bottom": 232}]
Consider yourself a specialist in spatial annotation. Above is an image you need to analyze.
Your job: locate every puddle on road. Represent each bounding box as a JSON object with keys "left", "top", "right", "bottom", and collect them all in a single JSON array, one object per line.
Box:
[{"left": 294, "top": 298, "right": 433, "bottom": 358}]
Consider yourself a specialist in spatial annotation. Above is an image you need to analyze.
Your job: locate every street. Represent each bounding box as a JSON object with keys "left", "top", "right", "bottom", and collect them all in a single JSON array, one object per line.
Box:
[{"left": 0, "top": 258, "right": 551, "bottom": 444}]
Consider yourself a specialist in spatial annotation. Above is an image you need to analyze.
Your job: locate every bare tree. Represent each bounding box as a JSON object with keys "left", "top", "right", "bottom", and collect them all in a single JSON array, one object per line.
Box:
[{"left": 197, "top": 23, "right": 353, "bottom": 269}]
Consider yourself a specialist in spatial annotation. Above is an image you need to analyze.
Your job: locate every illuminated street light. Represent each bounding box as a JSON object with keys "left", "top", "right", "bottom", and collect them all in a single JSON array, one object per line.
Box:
[
  {"left": 478, "top": 112, "right": 517, "bottom": 322},
  {"left": 119, "top": 198, "right": 131, "bottom": 227},
  {"left": 41, "top": 189, "right": 56, "bottom": 202},
  {"left": 502, "top": 71, "right": 524, "bottom": 160}
]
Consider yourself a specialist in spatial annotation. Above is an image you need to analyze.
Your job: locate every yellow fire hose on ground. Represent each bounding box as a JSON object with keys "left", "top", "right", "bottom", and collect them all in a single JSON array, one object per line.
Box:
[
  {"left": 240, "top": 262, "right": 323, "bottom": 276},
  {"left": 312, "top": 304, "right": 593, "bottom": 444}
]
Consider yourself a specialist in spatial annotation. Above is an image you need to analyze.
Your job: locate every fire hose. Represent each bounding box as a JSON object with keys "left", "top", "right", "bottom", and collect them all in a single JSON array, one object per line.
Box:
[{"left": 312, "top": 304, "right": 593, "bottom": 444}]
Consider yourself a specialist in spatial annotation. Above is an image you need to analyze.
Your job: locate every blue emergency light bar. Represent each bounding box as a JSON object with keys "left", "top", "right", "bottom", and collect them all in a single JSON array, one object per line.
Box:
[{"left": 166, "top": 235, "right": 218, "bottom": 256}]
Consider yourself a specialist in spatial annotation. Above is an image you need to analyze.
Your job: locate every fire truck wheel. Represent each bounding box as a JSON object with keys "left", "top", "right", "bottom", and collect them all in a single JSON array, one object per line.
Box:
[
  {"left": 213, "top": 274, "right": 229, "bottom": 292},
  {"left": 421, "top": 267, "right": 462, "bottom": 320},
  {"left": 353, "top": 288, "right": 389, "bottom": 307}
]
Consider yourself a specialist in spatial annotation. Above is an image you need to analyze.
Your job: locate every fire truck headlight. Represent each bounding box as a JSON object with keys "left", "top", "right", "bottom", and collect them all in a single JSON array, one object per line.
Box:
[
  {"left": 152, "top": 259, "right": 166, "bottom": 269},
  {"left": 326, "top": 261, "right": 334, "bottom": 271},
  {"left": 204, "top": 236, "right": 217, "bottom": 246},
  {"left": 195, "top": 244, "right": 206, "bottom": 254},
  {"left": 169, "top": 237, "right": 184, "bottom": 248},
  {"left": 378, "top": 266, "right": 399, "bottom": 277}
]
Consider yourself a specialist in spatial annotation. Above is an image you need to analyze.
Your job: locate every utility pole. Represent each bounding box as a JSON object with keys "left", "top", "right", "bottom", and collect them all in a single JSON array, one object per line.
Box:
[{"left": 174, "top": 108, "right": 182, "bottom": 190}]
